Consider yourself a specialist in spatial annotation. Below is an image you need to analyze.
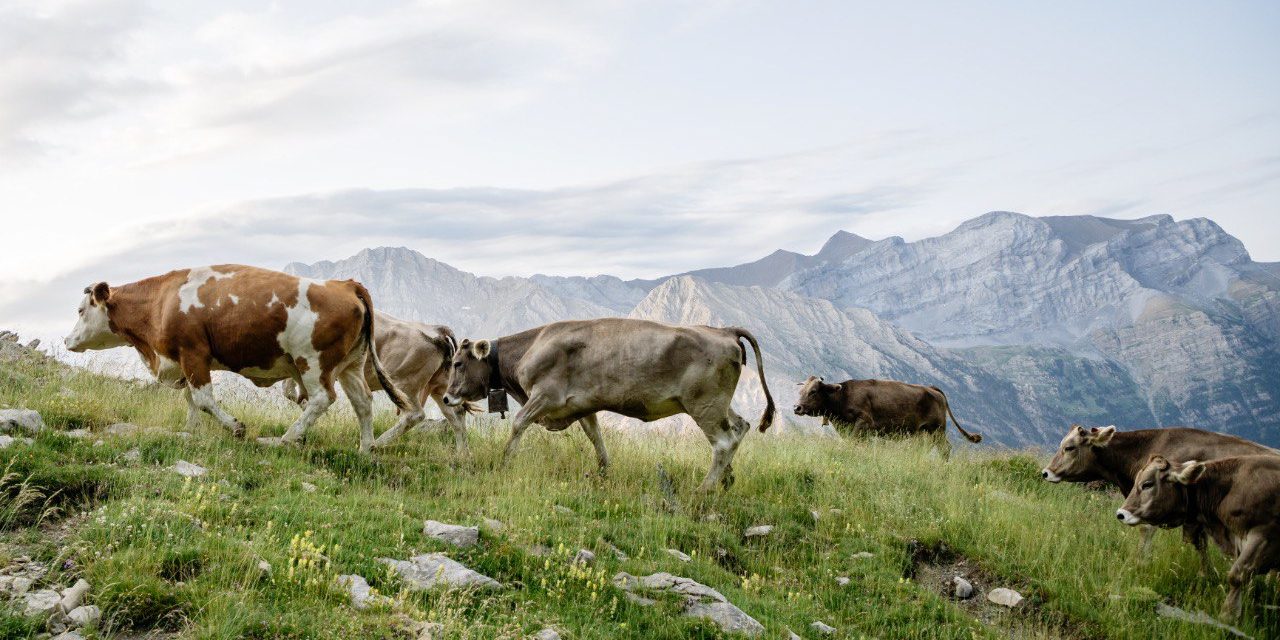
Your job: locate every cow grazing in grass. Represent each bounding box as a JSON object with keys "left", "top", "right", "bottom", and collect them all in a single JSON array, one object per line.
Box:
[
  {"left": 283, "top": 312, "right": 472, "bottom": 454},
  {"left": 1118, "top": 455, "right": 1280, "bottom": 621},
  {"left": 442, "top": 318, "right": 775, "bottom": 491},
  {"left": 1041, "top": 424, "right": 1277, "bottom": 574},
  {"left": 792, "top": 376, "right": 981, "bottom": 455},
  {"left": 64, "top": 265, "right": 412, "bottom": 452}
]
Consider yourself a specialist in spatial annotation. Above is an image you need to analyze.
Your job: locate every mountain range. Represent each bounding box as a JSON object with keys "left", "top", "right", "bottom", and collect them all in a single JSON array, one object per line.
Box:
[{"left": 285, "top": 212, "right": 1280, "bottom": 448}]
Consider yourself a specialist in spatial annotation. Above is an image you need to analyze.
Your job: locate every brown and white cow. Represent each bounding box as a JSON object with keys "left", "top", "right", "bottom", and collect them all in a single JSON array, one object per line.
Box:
[
  {"left": 64, "top": 265, "right": 413, "bottom": 452},
  {"left": 442, "top": 318, "right": 776, "bottom": 491},
  {"left": 282, "top": 312, "right": 472, "bottom": 454},
  {"left": 792, "top": 376, "right": 981, "bottom": 454},
  {"left": 1041, "top": 425, "right": 1277, "bottom": 574},
  {"left": 1117, "top": 455, "right": 1280, "bottom": 621}
]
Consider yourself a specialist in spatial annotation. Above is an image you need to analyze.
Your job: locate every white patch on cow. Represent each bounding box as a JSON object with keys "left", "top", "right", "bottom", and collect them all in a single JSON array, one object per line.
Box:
[
  {"left": 1041, "top": 468, "right": 1062, "bottom": 482},
  {"left": 268, "top": 293, "right": 281, "bottom": 307},
  {"left": 228, "top": 294, "right": 239, "bottom": 305},
  {"left": 277, "top": 279, "right": 323, "bottom": 391},
  {"left": 1116, "top": 509, "right": 1140, "bottom": 526},
  {"left": 178, "top": 266, "right": 236, "bottom": 313},
  {"left": 64, "top": 291, "right": 128, "bottom": 352}
]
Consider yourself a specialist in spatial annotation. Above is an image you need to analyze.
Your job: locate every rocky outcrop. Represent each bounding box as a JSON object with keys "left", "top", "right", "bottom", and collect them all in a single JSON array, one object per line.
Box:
[
  {"left": 380, "top": 554, "right": 502, "bottom": 591},
  {"left": 612, "top": 572, "right": 764, "bottom": 637}
]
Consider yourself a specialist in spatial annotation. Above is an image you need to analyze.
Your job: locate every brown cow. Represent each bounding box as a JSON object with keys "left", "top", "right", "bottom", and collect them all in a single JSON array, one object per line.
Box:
[
  {"left": 792, "top": 376, "right": 981, "bottom": 454},
  {"left": 441, "top": 318, "right": 775, "bottom": 491},
  {"left": 1118, "top": 455, "right": 1280, "bottom": 621},
  {"left": 282, "top": 312, "right": 472, "bottom": 454},
  {"left": 1041, "top": 425, "right": 1277, "bottom": 574},
  {"left": 64, "top": 265, "right": 413, "bottom": 452}
]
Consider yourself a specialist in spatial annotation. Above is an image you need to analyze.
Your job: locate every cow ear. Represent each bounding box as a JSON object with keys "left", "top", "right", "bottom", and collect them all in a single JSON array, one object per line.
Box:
[
  {"left": 471, "top": 339, "right": 491, "bottom": 359},
  {"left": 1088, "top": 425, "right": 1116, "bottom": 447},
  {"left": 1172, "top": 461, "right": 1206, "bottom": 485},
  {"left": 1148, "top": 455, "right": 1170, "bottom": 471},
  {"left": 90, "top": 282, "right": 111, "bottom": 305}
]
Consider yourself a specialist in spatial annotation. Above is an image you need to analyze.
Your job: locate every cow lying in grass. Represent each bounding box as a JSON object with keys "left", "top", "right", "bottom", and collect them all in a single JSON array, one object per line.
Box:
[
  {"left": 282, "top": 312, "right": 473, "bottom": 454},
  {"left": 1041, "top": 424, "right": 1276, "bottom": 575},
  {"left": 442, "top": 318, "right": 775, "bottom": 491},
  {"left": 64, "top": 265, "right": 412, "bottom": 452},
  {"left": 1117, "top": 455, "right": 1280, "bottom": 621}
]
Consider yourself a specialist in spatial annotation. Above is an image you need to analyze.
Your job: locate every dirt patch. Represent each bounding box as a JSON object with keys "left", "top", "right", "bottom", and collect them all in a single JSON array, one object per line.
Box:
[{"left": 906, "top": 539, "right": 1098, "bottom": 640}]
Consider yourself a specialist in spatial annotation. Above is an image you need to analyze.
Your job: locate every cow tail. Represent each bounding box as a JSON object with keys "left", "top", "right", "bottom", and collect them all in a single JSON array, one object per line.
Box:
[
  {"left": 933, "top": 386, "right": 981, "bottom": 443},
  {"left": 352, "top": 283, "right": 410, "bottom": 412},
  {"left": 732, "top": 328, "right": 775, "bottom": 432}
]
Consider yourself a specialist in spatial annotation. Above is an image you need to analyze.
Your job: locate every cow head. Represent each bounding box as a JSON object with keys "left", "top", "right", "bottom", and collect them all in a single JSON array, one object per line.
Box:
[
  {"left": 65, "top": 283, "right": 128, "bottom": 352},
  {"left": 1041, "top": 424, "right": 1116, "bottom": 482},
  {"left": 442, "top": 338, "right": 492, "bottom": 407},
  {"left": 794, "top": 376, "right": 839, "bottom": 418},
  {"left": 1116, "top": 455, "right": 1203, "bottom": 526}
]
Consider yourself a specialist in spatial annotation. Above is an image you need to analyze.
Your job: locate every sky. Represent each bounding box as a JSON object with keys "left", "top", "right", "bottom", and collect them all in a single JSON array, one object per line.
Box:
[{"left": 1, "top": 0, "right": 1278, "bottom": 335}]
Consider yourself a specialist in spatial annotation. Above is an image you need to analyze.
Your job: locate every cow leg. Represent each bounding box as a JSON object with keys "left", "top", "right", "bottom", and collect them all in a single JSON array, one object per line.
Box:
[
  {"left": 1184, "top": 524, "right": 1216, "bottom": 577},
  {"left": 371, "top": 403, "right": 427, "bottom": 450},
  {"left": 696, "top": 411, "right": 749, "bottom": 492},
  {"left": 338, "top": 366, "right": 376, "bottom": 453},
  {"left": 932, "top": 428, "right": 952, "bottom": 460},
  {"left": 1222, "top": 528, "right": 1272, "bottom": 621},
  {"left": 180, "top": 353, "right": 245, "bottom": 438},
  {"left": 280, "top": 374, "right": 334, "bottom": 446},
  {"left": 501, "top": 394, "right": 550, "bottom": 468},
  {"left": 182, "top": 386, "right": 204, "bottom": 431},
  {"left": 434, "top": 394, "right": 471, "bottom": 456},
  {"left": 578, "top": 413, "right": 609, "bottom": 473}
]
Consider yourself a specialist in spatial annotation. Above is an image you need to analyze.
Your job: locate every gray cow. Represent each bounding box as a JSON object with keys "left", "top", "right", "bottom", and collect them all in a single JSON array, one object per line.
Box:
[
  {"left": 284, "top": 311, "right": 471, "bottom": 454},
  {"left": 442, "top": 318, "right": 775, "bottom": 491}
]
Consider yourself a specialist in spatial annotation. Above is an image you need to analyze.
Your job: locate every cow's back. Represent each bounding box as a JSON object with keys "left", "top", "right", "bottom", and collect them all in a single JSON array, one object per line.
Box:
[
  {"left": 1145, "top": 428, "right": 1275, "bottom": 464},
  {"left": 843, "top": 379, "right": 943, "bottom": 431}
]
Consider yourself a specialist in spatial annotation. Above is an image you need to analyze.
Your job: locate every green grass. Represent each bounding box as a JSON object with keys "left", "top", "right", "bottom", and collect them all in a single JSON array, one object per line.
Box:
[{"left": 0, "top": 350, "right": 1277, "bottom": 639}]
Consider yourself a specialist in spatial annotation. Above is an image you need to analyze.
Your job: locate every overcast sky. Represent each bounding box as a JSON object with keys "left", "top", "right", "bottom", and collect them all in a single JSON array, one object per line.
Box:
[{"left": 1, "top": 0, "right": 1278, "bottom": 334}]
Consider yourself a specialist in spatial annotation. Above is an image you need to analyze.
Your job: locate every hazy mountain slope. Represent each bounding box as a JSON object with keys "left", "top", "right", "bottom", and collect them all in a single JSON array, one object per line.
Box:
[
  {"left": 284, "top": 247, "right": 615, "bottom": 337},
  {"left": 629, "top": 277, "right": 1039, "bottom": 445}
]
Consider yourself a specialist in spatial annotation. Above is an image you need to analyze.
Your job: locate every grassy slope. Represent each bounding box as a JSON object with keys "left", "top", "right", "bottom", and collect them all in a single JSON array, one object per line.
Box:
[{"left": 0, "top": 349, "right": 1276, "bottom": 639}]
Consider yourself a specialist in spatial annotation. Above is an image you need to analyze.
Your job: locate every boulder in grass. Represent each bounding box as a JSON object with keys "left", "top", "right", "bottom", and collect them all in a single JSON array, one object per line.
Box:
[
  {"left": 987, "top": 587, "right": 1023, "bottom": 607},
  {"left": 666, "top": 549, "right": 691, "bottom": 562},
  {"left": 23, "top": 589, "right": 61, "bottom": 616},
  {"left": 423, "top": 520, "right": 479, "bottom": 548},
  {"left": 0, "top": 409, "right": 44, "bottom": 434},
  {"left": 336, "top": 574, "right": 392, "bottom": 610},
  {"left": 67, "top": 605, "right": 101, "bottom": 627},
  {"left": 380, "top": 554, "right": 502, "bottom": 591},
  {"left": 811, "top": 620, "right": 837, "bottom": 635},
  {"left": 743, "top": 525, "right": 774, "bottom": 539},
  {"left": 172, "top": 460, "right": 207, "bottom": 477},
  {"left": 613, "top": 572, "right": 763, "bottom": 637}
]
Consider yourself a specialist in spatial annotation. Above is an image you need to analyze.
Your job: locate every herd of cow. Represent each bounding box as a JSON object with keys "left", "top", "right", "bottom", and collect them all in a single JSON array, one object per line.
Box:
[{"left": 61, "top": 264, "right": 1278, "bottom": 622}]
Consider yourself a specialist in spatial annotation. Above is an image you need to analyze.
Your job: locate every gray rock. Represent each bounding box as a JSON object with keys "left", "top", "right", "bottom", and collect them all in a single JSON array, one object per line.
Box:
[
  {"left": 11, "top": 576, "right": 34, "bottom": 594},
  {"left": 810, "top": 620, "right": 837, "bottom": 635},
  {"left": 987, "top": 587, "right": 1023, "bottom": 607},
  {"left": 572, "top": 549, "right": 596, "bottom": 566},
  {"left": 612, "top": 572, "right": 763, "bottom": 637},
  {"left": 835, "top": 576, "right": 850, "bottom": 587},
  {"left": 104, "top": 422, "right": 140, "bottom": 436},
  {"left": 59, "top": 579, "right": 90, "bottom": 612},
  {"left": 336, "top": 574, "right": 391, "bottom": 610},
  {"left": 534, "top": 628, "right": 561, "bottom": 640},
  {"left": 423, "top": 520, "right": 479, "bottom": 548},
  {"left": 51, "top": 632, "right": 84, "bottom": 640},
  {"left": 1155, "top": 603, "right": 1252, "bottom": 639},
  {"left": 301, "top": 482, "right": 318, "bottom": 493},
  {"left": 786, "top": 629, "right": 803, "bottom": 640},
  {"left": 23, "top": 589, "right": 61, "bottom": 616},
  {"left": 809, "top": 509, "right": 821, "bottom": 522},
  {"left": 121, "top": 448, "right": 142, "bottom": 463},
  {"left": 666, "top": 549, "right": 691, "bottom": 562},
  {"left": 743, "top": 525, "right": 774, "bottom": 539},
  {"left": 0, "top": 409, "right": 44, "bottom": 434},
  {"left": 26, "top": 339, "right": 39, "bottom": 350},
  {"left": 552, "top": 505, "right": 574, "bottom": 515},
  {"left": 257, "top": 560, "right": 272, "bottom": 574},
  {"left": 952, "top": 576, "right": 974, "bottom": 599},
  {"left": 66, "top": 605, "right": 100, "bottom": 627},
  {"left": 380, "top": 554, "right": 502, "bottom": 591},
  {"left": 172, "top": 460, "right": 207, "bottom": 477},
  {"left": 852, "top": 551, "right": 874, "bottom": 559},
  {"left": 416, "top": 621, "right": 445, "bottom": 640},
  {"left": 0, "top": 435, "right": 19, "bottom": 449},
  {"left": 63, "top": 429, "right": 91, "bottom": 439},
  {"left": 481, "top": 517, "right": 504, "bottom": 532}
]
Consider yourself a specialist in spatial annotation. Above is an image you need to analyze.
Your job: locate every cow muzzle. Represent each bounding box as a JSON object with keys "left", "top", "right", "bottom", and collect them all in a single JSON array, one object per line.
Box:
[
  {"left": 1116, "top": 509, "right": 1141, "bottom": 526},
  {"left": 793, "top": 405, "right": 806, "bottom": 415},
  {"left": 441, "top": 394, "right": 462, "bottom": 407},
  {"left": 1041, "top": 468, "right": 1061, "bottom": 482}
]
